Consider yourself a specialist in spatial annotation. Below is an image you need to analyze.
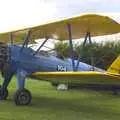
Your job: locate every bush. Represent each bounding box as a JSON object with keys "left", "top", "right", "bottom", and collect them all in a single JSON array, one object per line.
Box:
[{"left": 54, "top": 41, "right": 120, "bottom": 70}]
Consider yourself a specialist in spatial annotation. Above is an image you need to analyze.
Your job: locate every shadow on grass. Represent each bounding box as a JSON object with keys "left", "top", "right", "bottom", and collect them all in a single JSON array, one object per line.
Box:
[
  {"left": 30, "top": 92, "right": 120, "bottom": 117},
  {"left": 1, "top": 89, "right": 120, "bottom": 120}
]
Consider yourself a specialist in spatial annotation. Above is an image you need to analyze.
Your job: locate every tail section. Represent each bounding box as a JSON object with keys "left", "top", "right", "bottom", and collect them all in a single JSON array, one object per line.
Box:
[{"left": 107, "top": 56, "right": 120, "bottom": 74}]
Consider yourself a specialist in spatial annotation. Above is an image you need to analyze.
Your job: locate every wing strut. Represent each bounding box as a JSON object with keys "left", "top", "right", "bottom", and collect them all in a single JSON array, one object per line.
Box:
[
  {"left": 75, "top": 32, "right": 89, "bottom": 70},
  {"left": 9, "top": 32, "right": 13, "bottom": 44},
  {"left": 67, "top": 23, "right": 75, "bottom": 71},
  {"left": 33, "top": 37, "right": 49, "bottom": 55},
  {"left": 21, "top": 29, "right": 31, "bottom": 51},
  {"left": 75, "top": 32, "right": 95, "bottom": 71},
  {"left": 88, "top": 32, "right": 95, "bottom": 71}
]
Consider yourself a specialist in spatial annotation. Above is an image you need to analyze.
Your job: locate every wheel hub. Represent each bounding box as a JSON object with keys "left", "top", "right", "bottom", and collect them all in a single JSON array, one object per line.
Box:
[
  {"left": 19, "top": 93, "right": 29, "bottom": 104},
  {"left": 14, "top": 89, "right": 32, "bottom": 105}
]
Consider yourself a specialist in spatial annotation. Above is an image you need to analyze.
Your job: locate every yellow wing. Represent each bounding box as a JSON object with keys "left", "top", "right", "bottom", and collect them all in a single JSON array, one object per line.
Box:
[
  {"left": 0, "top": 14, "right": 120, "bottom": 44},
  {"left": 32, "top": 71, "right": 120, "bottom": 84}
]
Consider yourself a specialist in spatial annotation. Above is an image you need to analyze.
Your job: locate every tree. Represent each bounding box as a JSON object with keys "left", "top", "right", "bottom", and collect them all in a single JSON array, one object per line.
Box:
[{"left": 54, "top": 41, "right": 120, "bottom": 70}]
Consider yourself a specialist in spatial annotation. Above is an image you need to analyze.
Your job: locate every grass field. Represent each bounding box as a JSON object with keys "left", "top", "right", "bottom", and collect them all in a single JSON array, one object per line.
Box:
[{"left": 0, "top": 77, "right": 120, "bottom": 120}]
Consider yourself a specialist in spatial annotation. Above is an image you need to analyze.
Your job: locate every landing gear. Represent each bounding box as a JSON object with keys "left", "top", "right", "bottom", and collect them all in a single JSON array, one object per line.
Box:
[
  {"left": 0, "top": 87, "right": 8, "bottom": 100},
  {"left": 51, "top": 81, "right": 59, "bottom": 87},
  {"left": 112, "top": 89, "right": 118, "bottom": 95},
  {"left": 14, "top": 88, "right": 32, "bottom": 105},
  {"left": 51, "top": 81, "right": 69, "bottom": 91},
  {"left": 112, "top": 86, "right": 119, "bottom": 95},
  {"left": 57, "top": 84, "right": 68, "bottom": 91}
]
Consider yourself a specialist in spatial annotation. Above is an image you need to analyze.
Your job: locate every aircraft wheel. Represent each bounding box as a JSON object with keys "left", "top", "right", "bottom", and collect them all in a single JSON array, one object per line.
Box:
[
  {"left": 57, "top": 84, "right": 68, "bottom": 91},
  {"left": 14, "top": 88, "right": 32, "bottom": 105},
  {"left": 51, "top": 81, "right": 59, "bottom": 87},
  {"left": 112, "top": 89, "right": 118, "bottom": 95},
  {"left": 112, "top": 86, "right": 118, "bottom": 95},
  {"left": 0, "top": 89, "right": 8, "bottom": 100}
]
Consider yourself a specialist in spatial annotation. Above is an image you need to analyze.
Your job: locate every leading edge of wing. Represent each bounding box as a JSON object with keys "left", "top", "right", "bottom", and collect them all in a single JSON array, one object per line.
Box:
[
  {"left": 32, "top": 71, "right": 120, "bottom": 83},
  {"left": 0, "top": 14, "right": 120, "bottom": 44}
]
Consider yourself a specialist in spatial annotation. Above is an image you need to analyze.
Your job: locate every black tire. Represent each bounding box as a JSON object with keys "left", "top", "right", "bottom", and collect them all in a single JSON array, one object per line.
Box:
[
  {"left": 0, "top": 86, "right": 8, "bottom": 100},
  {"left": 112, "top": 89, "right": 118, "bottom": 95},
  {"left": 112, "top": 86, "right": 118, "bottom": 95},
  {"left": 51, "top": 82, "right": 58, "bottom": 87},
  {"left": 14, "top": 88, "right": 32, "bottom": 105}
]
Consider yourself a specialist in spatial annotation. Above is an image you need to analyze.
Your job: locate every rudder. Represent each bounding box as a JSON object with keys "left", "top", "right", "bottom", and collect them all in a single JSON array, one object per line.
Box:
[{"left": 107, "top": 56, "right": 120, "bottom": 74}]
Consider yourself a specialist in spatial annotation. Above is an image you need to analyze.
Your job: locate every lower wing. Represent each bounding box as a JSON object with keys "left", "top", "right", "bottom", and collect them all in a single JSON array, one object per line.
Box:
[{"left": 32, "top": 71, "right": 120, "bottom": 84}]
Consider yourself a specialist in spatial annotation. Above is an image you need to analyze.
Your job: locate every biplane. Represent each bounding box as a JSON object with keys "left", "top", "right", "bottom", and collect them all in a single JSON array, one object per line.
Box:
[{"left": 0, "top": 14, "right": 120, "bottom": 105}]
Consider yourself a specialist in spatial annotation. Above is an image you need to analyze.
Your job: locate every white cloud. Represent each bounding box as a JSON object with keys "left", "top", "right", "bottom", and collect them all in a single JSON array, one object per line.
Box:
[
  {"left": 0, "top": 0, "right": 57, "bottom": 32},
  {"left": 0, "top": 0, "right": 120, "bottom": 33}
]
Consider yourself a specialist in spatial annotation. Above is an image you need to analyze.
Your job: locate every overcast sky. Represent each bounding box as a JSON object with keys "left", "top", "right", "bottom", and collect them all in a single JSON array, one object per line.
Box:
[{"left": 0, "top": 0, "right": 120, "bottom": 32}]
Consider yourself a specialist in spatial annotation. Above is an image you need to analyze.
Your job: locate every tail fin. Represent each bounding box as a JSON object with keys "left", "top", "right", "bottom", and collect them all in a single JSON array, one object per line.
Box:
[{"left": 107, "top": 56, "right": 120, "bottom": 74}]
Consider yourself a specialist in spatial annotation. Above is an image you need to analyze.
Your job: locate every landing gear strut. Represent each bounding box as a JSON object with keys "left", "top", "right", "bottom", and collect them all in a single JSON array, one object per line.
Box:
[
  {"left": 0, "top": 86, "right": 8, "bottom": 100},
  {"left": 14, "top": 88, "right": 32, "bottom": 105}
]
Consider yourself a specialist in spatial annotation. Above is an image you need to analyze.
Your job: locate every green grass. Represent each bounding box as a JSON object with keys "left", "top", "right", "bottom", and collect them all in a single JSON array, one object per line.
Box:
[{"left": 1, "top": 77, "right": 120, "bottom": 120}]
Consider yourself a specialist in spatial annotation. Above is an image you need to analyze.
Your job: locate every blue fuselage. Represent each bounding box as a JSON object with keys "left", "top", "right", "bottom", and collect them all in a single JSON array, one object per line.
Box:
[
  {"left": 8, "top": 45, "right": 104, "bottom": 76},
  {"left": 9, "top": 45, "right": 103, "bottom": 76}
]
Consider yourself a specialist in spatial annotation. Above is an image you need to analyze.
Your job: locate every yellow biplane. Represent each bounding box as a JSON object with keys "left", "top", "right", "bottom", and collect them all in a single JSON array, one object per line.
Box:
[{"left": 0, "top": 14, "right": 120, "bottom": 105}]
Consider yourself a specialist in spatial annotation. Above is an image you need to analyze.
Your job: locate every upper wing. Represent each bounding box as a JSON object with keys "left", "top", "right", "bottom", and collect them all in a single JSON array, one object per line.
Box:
[{"left": 0, "top": 14, "right": 120, "bottom": 44}]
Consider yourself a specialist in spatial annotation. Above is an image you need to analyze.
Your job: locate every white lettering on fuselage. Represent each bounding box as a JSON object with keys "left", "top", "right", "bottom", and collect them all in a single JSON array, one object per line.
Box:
[{"left": 57, "top": 65, "right": 67, "bottom": 71}]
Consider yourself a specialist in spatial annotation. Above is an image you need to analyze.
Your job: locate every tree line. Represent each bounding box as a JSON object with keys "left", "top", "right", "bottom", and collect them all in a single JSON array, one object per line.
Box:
[{"left": 54, "top": 41, "right": 120, "bottom": 70}]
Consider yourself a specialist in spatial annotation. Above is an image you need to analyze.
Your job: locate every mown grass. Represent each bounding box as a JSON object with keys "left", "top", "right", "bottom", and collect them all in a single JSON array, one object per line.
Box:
[{"left": 0, "top": 77, "right": 120, "bottom": 120}]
